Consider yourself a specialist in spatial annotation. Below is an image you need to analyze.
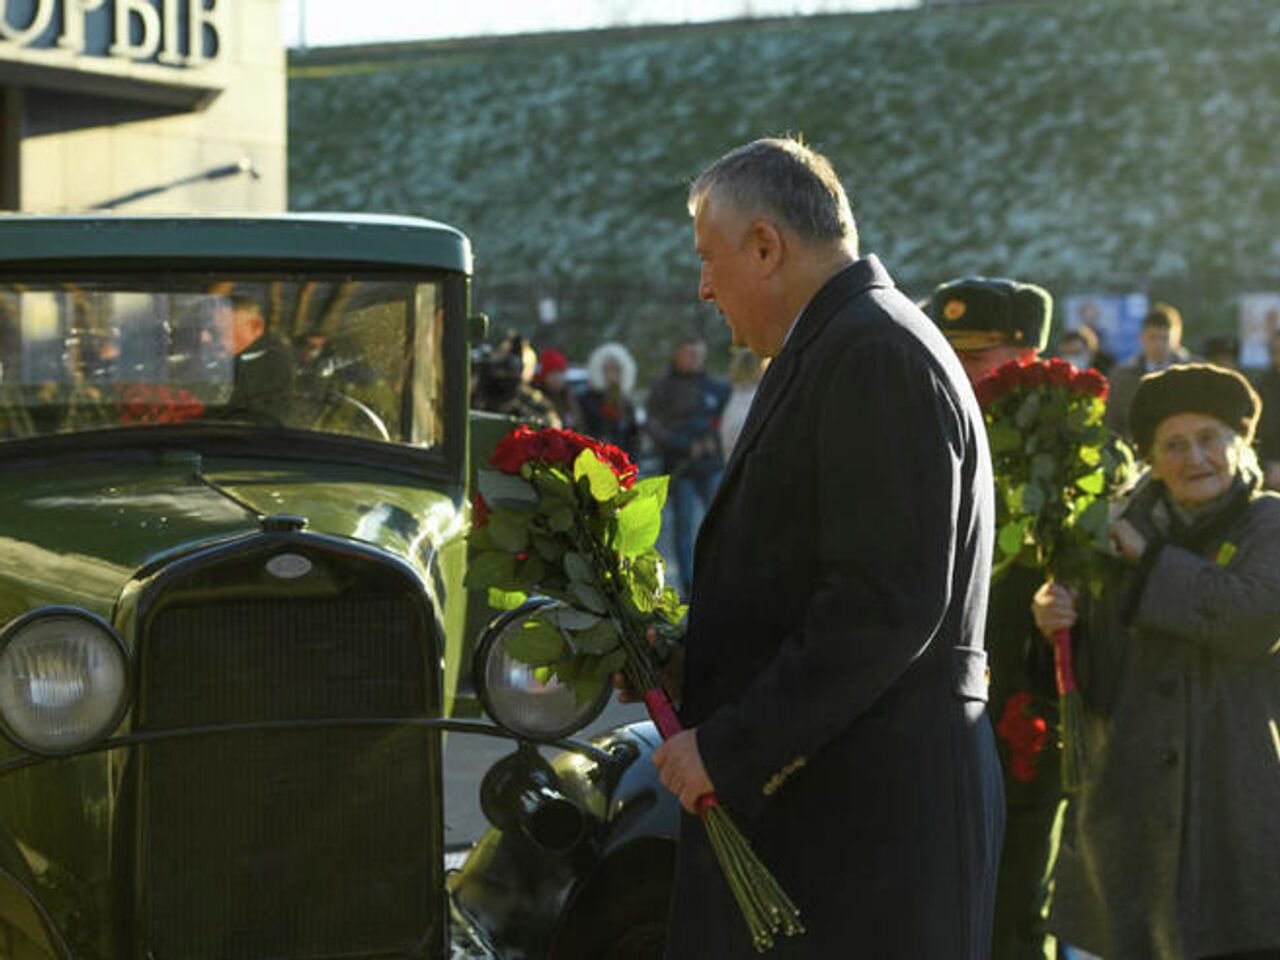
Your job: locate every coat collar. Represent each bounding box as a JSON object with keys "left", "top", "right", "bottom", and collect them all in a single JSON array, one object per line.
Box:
[
  {"left": 693, "top": 255, "right": 894, "bottom": 562},
  {"left": 719, "top": 255, "right": 892, "bottom": 478}
]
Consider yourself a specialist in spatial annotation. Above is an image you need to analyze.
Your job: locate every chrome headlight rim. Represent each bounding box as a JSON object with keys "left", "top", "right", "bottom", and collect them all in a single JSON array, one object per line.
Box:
[
  {"left": 0, "top": 605, "right": 131, "bottom": 758},
  {"left": 472, "top": 598, "right": 611, "bottom": 743}
]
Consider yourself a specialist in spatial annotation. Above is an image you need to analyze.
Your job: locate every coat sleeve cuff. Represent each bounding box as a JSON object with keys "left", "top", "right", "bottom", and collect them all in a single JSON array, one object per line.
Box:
[{"left": 695, "top": 705, "right": 771, "bottom": 821}]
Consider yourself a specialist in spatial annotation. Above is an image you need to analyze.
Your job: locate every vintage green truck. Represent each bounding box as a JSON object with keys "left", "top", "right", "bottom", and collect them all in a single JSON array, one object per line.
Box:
[{"left": 0, "top": 214, "right": 677, "bottom": 959}]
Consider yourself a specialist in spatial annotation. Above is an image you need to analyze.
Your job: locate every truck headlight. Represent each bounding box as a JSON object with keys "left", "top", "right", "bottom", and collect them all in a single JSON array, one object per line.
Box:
[
  {"left": 0, "top": 608, "right": 129, "bottom": 755},
  {"left": 473, "top": 601, "right": 609, "bottom": 742}
]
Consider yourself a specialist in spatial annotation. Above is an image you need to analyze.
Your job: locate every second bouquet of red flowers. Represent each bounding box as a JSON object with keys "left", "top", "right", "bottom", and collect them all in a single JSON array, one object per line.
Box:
[
  {"left": 466, "top": 424, "right": 803, "bottom": 953},
  {"left": 976, "top": 358, "right": 1132, "bottom": 791}
]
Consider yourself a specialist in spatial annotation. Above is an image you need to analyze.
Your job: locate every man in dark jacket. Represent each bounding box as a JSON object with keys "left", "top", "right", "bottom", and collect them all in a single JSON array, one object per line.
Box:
[
  {"left": 1104, "top": 302, "right": 1193, "bottom": 441},
  {"left": 653, "top": 138, "right": 1004, "bottom": 958},
  {"left": 212, "top": 295, "right": 295, "bottom": 422},
  {"left": 645, "top": 335, "right": 728, "bottom": 597}
]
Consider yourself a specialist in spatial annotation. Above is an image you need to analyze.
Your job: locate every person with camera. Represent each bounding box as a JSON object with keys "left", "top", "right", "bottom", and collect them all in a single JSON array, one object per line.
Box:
[{"left": 473, "top": 331, "right": 561, "bottom": 428}]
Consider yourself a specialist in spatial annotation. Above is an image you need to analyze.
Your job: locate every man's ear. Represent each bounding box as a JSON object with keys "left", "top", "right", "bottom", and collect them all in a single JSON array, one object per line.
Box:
[{"left": 746, "top": 219, "right": 784, "bottom": 277}]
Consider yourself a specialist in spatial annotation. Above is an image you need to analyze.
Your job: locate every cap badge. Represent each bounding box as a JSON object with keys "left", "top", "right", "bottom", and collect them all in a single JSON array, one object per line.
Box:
[{"left": 943, "top": 299, "right": 967, "bottom": 322}]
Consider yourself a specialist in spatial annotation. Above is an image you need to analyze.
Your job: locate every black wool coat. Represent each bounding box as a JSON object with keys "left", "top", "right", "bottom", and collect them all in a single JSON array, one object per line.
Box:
[{"left": 667, "top": 257, "right": 1005, "bottom": 959}]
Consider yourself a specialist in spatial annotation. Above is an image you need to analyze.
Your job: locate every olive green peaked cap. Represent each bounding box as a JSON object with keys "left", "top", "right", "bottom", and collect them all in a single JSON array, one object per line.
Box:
[{"left": 927, "top": 277, "right": 1053, "bottom": 353}]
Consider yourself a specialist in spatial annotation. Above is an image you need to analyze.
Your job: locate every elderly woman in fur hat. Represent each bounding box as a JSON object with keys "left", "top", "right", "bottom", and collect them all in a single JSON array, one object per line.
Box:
[{"left": 1033, "top": 364, "right": 1280, "bottom": 960}]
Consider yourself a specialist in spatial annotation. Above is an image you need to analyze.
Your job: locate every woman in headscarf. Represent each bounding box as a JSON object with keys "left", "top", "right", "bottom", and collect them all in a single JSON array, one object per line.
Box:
[{"left": 1033, "top": 364, "right": 1280, "bottom": 960}]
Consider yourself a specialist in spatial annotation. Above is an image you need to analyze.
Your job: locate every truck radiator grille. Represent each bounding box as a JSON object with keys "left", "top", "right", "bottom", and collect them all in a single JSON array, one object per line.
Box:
[{"left": 139, "top": 596, "right": 438, "bottom": 960}]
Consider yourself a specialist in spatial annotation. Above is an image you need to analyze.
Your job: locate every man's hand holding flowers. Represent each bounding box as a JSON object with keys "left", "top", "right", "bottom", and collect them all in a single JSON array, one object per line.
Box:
[{"left": 654, "top": 730, "right": 715, "bottom": 815}]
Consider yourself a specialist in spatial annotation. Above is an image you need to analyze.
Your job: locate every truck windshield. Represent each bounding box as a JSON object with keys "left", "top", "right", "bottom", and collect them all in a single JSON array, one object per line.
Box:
[{"left": 0, "top": 275, "right": 445, "bottom": 446}]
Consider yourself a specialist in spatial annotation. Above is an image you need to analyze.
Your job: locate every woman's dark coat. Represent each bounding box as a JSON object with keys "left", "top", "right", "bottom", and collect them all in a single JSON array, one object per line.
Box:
[
  {"left": 667, "top": 257, "right": 1005, "bottom": 959},
  {"left": 1050, "top": 480, "right": 1280, "bottom": 959}
]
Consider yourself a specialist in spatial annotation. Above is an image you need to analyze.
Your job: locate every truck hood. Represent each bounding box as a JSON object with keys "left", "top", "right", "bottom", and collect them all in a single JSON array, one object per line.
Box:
[{"left": 0, "top": 451, "right": 465, "bottom": 625}]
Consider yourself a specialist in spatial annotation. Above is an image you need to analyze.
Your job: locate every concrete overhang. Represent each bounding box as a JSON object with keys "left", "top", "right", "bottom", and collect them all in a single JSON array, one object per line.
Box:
[{"left": 0, "top": 46, "right": 223, "bottom": 109}]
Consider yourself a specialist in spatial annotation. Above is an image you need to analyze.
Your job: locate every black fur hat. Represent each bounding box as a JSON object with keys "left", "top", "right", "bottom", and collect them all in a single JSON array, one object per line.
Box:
[{"left": 1129, "top": 363, "right": 1261, "bottom": 456}]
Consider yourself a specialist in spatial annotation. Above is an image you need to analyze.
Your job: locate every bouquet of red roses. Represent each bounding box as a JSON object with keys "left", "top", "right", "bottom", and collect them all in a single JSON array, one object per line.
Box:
[
  {"left": 118, "top": 383, "right": 206, "bottom": 425},
  {"left": 466, "top": 425, "right": 803, "bottom": 952},
  {"left": 976, "top": 358, "right": 1131, "bottom": 791}
]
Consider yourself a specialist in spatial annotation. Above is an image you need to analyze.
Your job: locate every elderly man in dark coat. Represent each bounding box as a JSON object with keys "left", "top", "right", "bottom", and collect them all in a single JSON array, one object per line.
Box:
[{"left": 651, "top": 138, "right": 1004, "bottom": 958}]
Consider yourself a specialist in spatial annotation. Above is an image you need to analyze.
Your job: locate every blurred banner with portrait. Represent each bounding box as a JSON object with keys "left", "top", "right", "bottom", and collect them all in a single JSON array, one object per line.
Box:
[
  {"left": 1063, "top": 293, "right": 1150, "bottom": 365},
  {"left": 1238, "top": 293, "right": 1280, "bottom": 369}
]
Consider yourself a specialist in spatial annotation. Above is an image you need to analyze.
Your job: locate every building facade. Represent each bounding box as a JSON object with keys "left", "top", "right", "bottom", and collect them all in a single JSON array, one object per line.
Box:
[{"left": 0, "top": 0, "right": 284, "bottom": 213}]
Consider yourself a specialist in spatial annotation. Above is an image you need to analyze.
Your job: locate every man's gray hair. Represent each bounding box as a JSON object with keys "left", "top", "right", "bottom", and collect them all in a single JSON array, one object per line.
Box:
[{"left": 688, "top": 138, "right": 858, "bottom": 250}]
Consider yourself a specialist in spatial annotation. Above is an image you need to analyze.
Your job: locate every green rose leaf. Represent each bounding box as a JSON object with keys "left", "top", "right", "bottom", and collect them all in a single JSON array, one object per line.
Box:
[
  {"left": 571, "top": 581, "right": 608, "bottom": 614},
  {"left": 1020, "top": 482, "right": 1046, "bottom": 515},
  {"left": 547, "top": 505, "right": 575, "bottom": 533},
  {"left": 477, "top": 469, "right": 538, "bottom": 509},
  {"left": 486, "top": 587, "right": 528, "bottom": 611},
  {"left": 571, "top": 671, "right": 607, "bottom": 707},
  {"left": 533, "top": 533, "right": 566, "bottom": 563},
  {"left": 505, "top": 619, "right": 566, "bottom": 666},
  {"left": 1014, "top": 392, "right": 1042, "bottom": 430},
  {"left": 1076, "top": 470, "right": 1106, "bottom": 495},
  {"left": 998, "top": 518, "right": 1030, "bottom": 557},
  {"left": 614, "top": 495, "right": 662, "bottom": 557},
  {"left": 541, "top": 606, "right": 602, "bottom": 631},
  {"left": 563, "top": 551, "right": 595, "bottom": 585},
  {"left": 487, "top": 510, "right": 530, "bottom": 553},
  {"left": 517, "top": 552, "right": 546, "bottom": 586},
  {"left": 631, "top": 475, "right": 670, "bottom": 510},
  {"left": 566, "top": 619, "right": 621, "bottom": 655},
  {"left": 574, "top": 449, "right": 620, "bottom": 503},
  {"left": 1030, "top": 453, "right": 1057, "bottom": 482},
  {"left": 467, "top": 524, "right": 496, "bottom": 552},
  {"left": 596, "top": 647, "right": 629, "bottom": 679},
  {"left": 1081, "top": 424, "right": 1108, "bottom": 448},
  {"left": 465, "top": 550, "right": 519, "bottom": 590},
  {"left": 987, "top": 422, "right": 1023, "bottom": 454},
  {"left": 1076, "top": 497, "right": 1111, "bottom": 542},
  {"left": 532, "top": 466, "right": 577, "bottom": 503}
]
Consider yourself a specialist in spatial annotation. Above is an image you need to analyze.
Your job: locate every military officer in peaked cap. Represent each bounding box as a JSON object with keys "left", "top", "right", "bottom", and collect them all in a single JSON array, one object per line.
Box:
[
  {"left": 928, "top": 276, "right": 1052, "bottom": 386},
  {"left": 928, "top": 277, "right": 1063, "bottom": 960}
]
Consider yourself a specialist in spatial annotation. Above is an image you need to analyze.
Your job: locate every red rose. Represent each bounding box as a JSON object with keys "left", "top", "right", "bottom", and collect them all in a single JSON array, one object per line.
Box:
[
  {"left": 1047, "top": 357, "right": 1074, "bottom": 387},
  {"left": 975, "top": 378, "right": 998, "bottom": 411},
  {"left": 490, "top": 425, "right": 541, "bottom": 473},
  {"left": 1021, "top": 362, "right": 1048, "bottom": 388},
  {"left": 472, "top": 492, "right": 490, "bottom": 528},
  {"left": 1073, "top": 369, "right": 1109, "bottom": 401},
  {"left": 1010, "top": 754, "right": 1039, "bottom": 784},
  {"left": 976, "top": 361, "right": 1021, "bottom": 410},
  {"left": 995, "top": 691, "right": 1049, "bottom": 782},
  {"left": 538, "top": 430, "right": 575, "bottom": 466},
  {"left": 490, "top": 425, "right": 639, "bottom": 488}
]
